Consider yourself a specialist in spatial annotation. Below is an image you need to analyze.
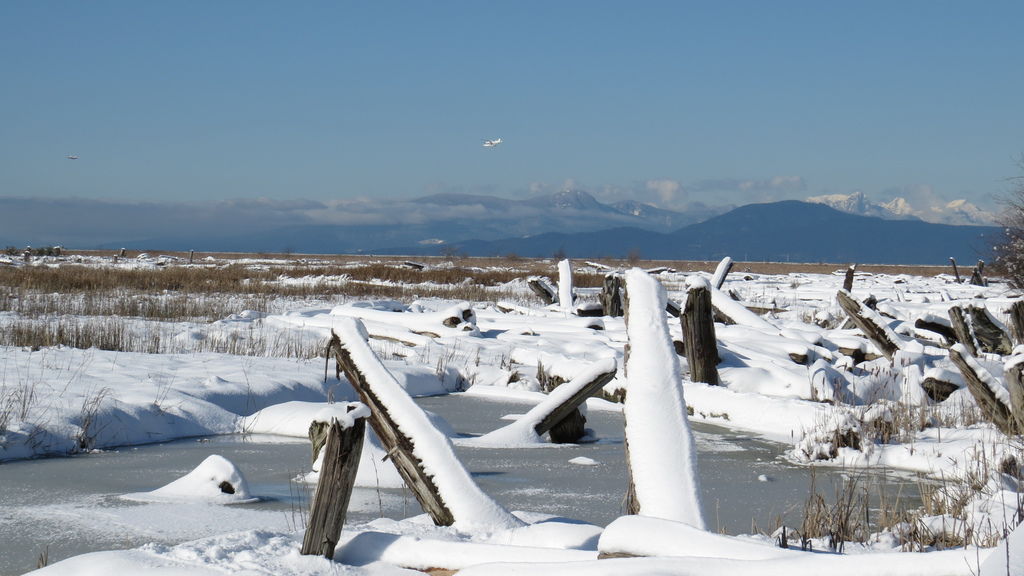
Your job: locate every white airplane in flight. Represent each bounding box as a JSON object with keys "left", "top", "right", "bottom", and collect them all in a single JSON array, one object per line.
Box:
[
  {"left": 66, "top": 154, "right": 79, "bottom": 160},
  {"left": 482, "top": 138, "right": 502, "bottom": 148}
]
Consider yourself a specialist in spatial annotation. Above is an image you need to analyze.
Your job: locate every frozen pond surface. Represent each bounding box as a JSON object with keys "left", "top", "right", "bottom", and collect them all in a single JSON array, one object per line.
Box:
[{"left": 0, "top": 393, "right": 922, "bottom": 575}]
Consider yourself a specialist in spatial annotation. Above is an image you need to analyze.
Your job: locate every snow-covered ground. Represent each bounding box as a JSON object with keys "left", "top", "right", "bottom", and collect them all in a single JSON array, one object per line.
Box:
[{"left": 2, "top": 254, "right": 1023, "bottom": 575}]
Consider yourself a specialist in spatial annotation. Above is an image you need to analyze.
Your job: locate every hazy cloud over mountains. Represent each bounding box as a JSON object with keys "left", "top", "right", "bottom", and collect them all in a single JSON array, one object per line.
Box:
[{"left": 0, "top": 181, "right": 996, "bottom": 252}]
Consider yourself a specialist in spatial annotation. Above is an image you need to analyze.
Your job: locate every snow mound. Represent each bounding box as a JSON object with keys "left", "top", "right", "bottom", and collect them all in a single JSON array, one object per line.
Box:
[{"left": 122, "top": 455, "right": 257, "bottom": 504}]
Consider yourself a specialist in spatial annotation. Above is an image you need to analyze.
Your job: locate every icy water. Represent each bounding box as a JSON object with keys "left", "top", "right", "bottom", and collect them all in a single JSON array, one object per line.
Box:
[{"left": 0, "top": 393, "right": 922, "bottom": 575}]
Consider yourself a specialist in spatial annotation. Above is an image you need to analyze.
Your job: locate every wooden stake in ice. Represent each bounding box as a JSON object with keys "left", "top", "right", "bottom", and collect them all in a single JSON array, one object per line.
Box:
[{"left": 302, "top": 410, "right": 367, "bottom": 559}]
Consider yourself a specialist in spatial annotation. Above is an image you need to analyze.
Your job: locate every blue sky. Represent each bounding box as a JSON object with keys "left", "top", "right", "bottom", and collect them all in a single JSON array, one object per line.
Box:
[{"left": 2, "top": 1, "right": 1022, "bottom": 213}]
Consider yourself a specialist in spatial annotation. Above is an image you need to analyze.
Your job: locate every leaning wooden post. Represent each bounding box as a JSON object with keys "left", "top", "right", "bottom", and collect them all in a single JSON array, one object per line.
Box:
[
  {"left": 601, "top": 274, "right": 624, "bottom": 317},
  {"left": 680, "top": 277, "right": 720, "bottom": 386},
  {"left": 711, "top": 256, "right": 733, "bottom": 290},
  {"left": 188, "top": 250, "right": 195, "bottom": 264},
  {"left": 836, "top": 290, "right": 902, "bottom": 361},
  {"left": 301, "top": 409, "right": 368, "bottom": 559},
  {"left": 949, "top": 257, "right": 962, "bottom": 283}
]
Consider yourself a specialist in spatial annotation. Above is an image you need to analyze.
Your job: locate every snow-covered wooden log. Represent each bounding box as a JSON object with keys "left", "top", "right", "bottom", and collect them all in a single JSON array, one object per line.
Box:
[
  {"left": 527, "top": 276, "right": 557, "bottom": 305},
  {"left": 601, "top": 274, "right": 623, "bottom": 317},
  {"left": 622, "top": 269, "right": 706, "bottom": 529},
  {"left": 710, "top": 256, "right": 733, "bottom": 290},
  {"left": 329, "top": 320, "right": 523, "bottom": 531},
  {"left": 836, "top": 289, "right": 902, "bottom": 361},
  {"left": 302, "top": 409, "right": 368, "bottom": 559},
  {"left": 708, "top": 285, "right": 776, "bottom": 332},
  {"left": 680, "top": 277, "right": 720, "bottom": 386},
  {"left": 914, "top": 314, "right": 956, "bottom": 346},
  {"left": 470, "top": 359, "right": 618, "bottom": 445},
  {"left": 949, "top": 344, "right": 1019, "bottom": 435}
]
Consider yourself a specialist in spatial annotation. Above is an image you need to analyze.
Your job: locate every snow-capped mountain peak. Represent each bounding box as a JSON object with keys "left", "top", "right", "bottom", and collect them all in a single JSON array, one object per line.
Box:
[{"left": 806, "top": 191, "right": 993, "bottom": 225}]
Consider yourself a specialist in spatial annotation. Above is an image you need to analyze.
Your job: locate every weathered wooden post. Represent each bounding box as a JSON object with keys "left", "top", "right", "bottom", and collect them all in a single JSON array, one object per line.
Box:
[
  {"left": 301, "top": 409, "right": 367, "bottom": 559},
  {"left": 188, "top": 250, "right": 195, "bottom": 264},
  {"left": 119, "top": 247, "right": 127, "bottom": 258},
  {"left": 843, "top": 264, "right": 857, "bottom": 292},
  {"left": 680, "top": 277, "right": 720, "bottom": 386},
  {"left": 970, "top": 261, "right": 986, "bottom": 287},
  {"left": 601, "top": 274, "right": 623, "bottom": 317}
]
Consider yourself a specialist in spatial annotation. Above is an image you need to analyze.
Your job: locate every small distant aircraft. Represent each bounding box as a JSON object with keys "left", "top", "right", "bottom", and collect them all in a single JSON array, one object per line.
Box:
[
  {"left": 66, "top": 155, "right": 79, "bottom": 160},
  {"left": 482, "top": 138, "right": 502, "bottom": 148}
]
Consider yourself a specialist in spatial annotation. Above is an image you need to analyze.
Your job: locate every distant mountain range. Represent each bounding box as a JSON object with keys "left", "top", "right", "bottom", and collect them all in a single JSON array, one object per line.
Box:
[
  {"left": 805, "top": 190, "right": 994, "bottom": 226},
  {"left": 380, "top": 200, "right": 1000, "bottom": 265},
  {"left": 2, "top": 190, "right": 1001, "bottom": 265}
]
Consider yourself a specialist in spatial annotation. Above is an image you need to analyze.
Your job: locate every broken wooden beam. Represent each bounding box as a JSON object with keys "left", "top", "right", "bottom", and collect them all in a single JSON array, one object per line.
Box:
[
  {"left": 836, "top": 290, "right": 902, "bottom": 361},
  {"left": 949, "top": 257, "right": 962, "bottom": 283},
  {"left": 302, "top": 410, "right": 368, "bottom": 559}
]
